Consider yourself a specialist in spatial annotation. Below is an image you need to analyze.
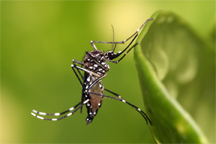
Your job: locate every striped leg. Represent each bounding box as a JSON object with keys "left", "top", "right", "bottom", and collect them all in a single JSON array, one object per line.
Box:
[
  {"left": 116, "top": 42, "right": 138, "bottom": 63},
  {"left": 31, "top": 99, "right": 89, "bottom": 121},
  {"left": 88, "top": 92, "right": 152, "bottom": 126},
  {"left": 71, "top": 60, "right": 85, "bottom": 85}
]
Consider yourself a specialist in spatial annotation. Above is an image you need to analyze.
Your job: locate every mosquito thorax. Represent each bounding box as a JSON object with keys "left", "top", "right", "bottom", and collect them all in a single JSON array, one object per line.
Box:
[{"left": 83, "top": 50, "right": 110, "bottom": 73}]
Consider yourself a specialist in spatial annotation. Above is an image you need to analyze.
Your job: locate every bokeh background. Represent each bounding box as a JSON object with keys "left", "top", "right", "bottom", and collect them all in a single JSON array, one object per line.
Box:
[{"left": 1, "top": 1, "right": 215, "bottom": 143}]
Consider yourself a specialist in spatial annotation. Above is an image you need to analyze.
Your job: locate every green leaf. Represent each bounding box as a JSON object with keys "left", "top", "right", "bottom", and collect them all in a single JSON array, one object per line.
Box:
[{"left": 134, "top": 10, "right": 214, "bottom": 143}]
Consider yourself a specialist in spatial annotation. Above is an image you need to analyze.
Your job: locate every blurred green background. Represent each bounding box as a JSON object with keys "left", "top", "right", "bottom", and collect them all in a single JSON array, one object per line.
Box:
[{"left": 1, "top": 1, "right": 215, "bottom": 143}]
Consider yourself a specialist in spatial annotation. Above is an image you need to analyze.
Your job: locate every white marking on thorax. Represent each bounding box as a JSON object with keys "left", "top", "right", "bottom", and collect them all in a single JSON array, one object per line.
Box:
[
  {"left": 87, "top": 76, "right": 91, "bottom": 82},
  {"left": 94, "top": 64, "right": 98, "bottom": 68}
]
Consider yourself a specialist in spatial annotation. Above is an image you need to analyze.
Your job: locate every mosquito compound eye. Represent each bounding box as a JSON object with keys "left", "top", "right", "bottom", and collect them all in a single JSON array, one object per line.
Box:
[{"left": 94, "top": 64, "right": 98, "bottom": 68}]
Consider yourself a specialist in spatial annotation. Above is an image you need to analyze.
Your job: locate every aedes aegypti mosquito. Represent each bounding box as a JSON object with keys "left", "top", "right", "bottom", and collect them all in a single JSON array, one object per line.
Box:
[{"left": 31, "top": 18, "right": 153, "bottom": 126}]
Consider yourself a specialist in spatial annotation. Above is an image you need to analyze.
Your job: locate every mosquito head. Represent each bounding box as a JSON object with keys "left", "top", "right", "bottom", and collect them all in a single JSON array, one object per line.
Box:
[{"left": 104, "top": 50, "right": 122, "bottom": 60}]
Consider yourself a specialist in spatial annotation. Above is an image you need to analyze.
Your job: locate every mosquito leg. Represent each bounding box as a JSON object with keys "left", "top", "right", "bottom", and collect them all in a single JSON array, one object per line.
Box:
[
  {"left": 73, "top": 59, "right": 84, "bottom": 66},
  {"left": 72, "top": 59, "right": 85, "bottom": 79},
  {"left": 104, "top": 88, "right": 122, "bottom": 99},
  {"left": 117, "top": 43, "right": 138, "bottom": 63},
  {"left": 31, "top": 102, "right": 81, "bottom": 117},
  {"left": 31, "top": 99, "right": 89, "bottom": 121},
  {"left": 71, "top": 60, "right": 88, "bottom": 113},
  {"left": 71, "top": 59, "right": 86, "bottom": 85},
  {"left": 88, "top": 92, "right": 152, "bottom": 126},
  {"left": 71, "top": 64, "right": 100, "bottom": 78},
  {"left": 72, "top": 66, "right": 83, "bottom": 86}
]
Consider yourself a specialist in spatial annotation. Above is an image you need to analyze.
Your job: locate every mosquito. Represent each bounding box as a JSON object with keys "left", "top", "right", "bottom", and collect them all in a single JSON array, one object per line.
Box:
[{"left": 31, "top": 18, "right": 153, "bottom": 126}]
